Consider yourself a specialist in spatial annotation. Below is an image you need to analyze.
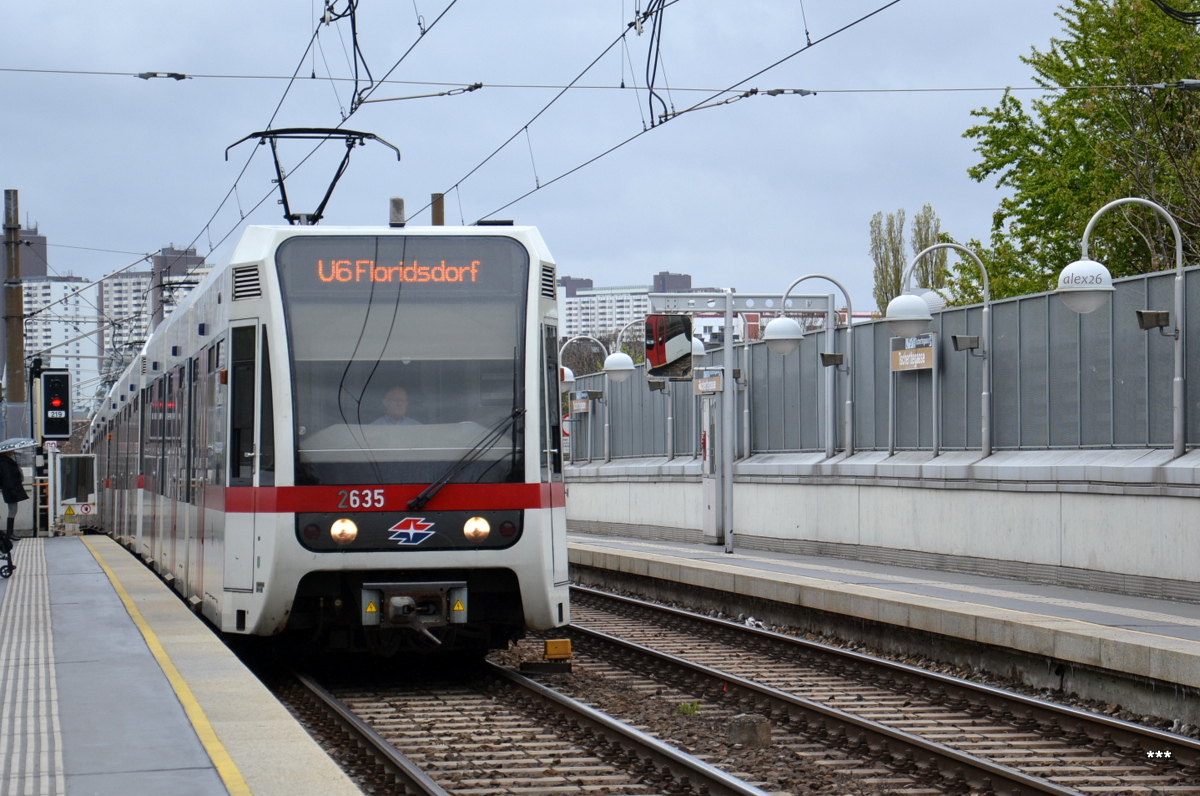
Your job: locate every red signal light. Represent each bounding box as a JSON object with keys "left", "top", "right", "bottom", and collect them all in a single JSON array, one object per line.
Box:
[{"left": 50, "top": 398, "right": 63, "bottom": 408}]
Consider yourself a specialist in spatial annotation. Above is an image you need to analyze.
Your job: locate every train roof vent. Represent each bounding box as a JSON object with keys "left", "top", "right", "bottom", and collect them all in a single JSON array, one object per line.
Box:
[
  {"left": 232, "top": 265, "right": 262, "bottom": 300},
  {"left": 540, "top": 262, "right": 556, "bottom": 300}
]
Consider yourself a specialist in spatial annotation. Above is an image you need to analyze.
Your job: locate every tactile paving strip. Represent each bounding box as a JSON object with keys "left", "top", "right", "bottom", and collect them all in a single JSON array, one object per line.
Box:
[{"left": 0, "top": 539, "right": 65, "bottom": 796}]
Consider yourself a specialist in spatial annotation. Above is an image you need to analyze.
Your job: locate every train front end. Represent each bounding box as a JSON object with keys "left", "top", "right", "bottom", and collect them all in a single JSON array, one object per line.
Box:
[{"left": 230, "top": 225, "right": 569, "bottom": 654}]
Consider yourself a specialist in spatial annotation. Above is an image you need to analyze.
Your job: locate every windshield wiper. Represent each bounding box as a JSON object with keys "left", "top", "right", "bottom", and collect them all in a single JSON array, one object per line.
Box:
[{"left": 407, "top": 408, "right": 525, "bottom": 511}]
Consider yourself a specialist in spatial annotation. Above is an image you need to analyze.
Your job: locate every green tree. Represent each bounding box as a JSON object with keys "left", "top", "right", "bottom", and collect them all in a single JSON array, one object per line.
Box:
[
  {"left": 910, "top": 204, "right": 949, "bottom": 291},
  {"left": 963, "top": 0, "right": 1200, "bottom": 301},
  {"left": 870, "top": 208, "right": 906, "bottom": 311},
  {"left": 871, "top": 205, "right": 950, "bottom": 310}
]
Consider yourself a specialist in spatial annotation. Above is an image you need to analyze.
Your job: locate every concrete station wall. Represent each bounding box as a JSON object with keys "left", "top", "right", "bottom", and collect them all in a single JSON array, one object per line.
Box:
[{"left": 565, "top": 449, "right": 1200, "bottom": 601}]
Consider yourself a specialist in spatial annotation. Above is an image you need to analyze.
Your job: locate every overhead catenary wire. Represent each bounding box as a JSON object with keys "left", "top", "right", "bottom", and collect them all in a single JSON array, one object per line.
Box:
[
  {"left": 473, "top": 0, "right": 909, "bottom": 220},
  {"left": 148, "top": 3, "right": 459, "bottom": 318},
  {"left": 2, "top": 66, "right": 1176, "bottom": 97}
]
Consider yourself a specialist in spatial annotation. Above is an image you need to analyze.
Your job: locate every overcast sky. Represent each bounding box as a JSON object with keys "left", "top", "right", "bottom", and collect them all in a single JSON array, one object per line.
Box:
[{"left": 2, "top": 1, "right": 1067, "bottom": 312}]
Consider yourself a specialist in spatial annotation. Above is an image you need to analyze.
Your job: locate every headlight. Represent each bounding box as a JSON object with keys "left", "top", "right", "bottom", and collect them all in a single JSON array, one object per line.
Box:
[
  {"left": 330, "top": 518, "right": 358, "bottom": 545},
  {"left": 463, "top": 516, "right": 490, "bottom": 542}
]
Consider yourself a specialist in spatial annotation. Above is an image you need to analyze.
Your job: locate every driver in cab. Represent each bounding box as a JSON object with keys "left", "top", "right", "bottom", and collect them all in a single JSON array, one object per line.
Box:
[{"left": 372, "top": 386, "right": 422, "bottom": 426}]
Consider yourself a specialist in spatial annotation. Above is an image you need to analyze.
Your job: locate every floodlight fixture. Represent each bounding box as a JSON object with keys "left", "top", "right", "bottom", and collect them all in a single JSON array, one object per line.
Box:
[
  {"left": 952, "top": 335, "right": 979, "bottom": 352},
  {"left": 1136, "top": 310, "right": 1171, "bottom": 331}
]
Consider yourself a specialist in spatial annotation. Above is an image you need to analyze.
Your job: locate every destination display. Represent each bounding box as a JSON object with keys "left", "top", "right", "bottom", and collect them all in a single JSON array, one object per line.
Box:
[
  {"left": 275, "top": 235, "right": 527, "bottom": 297},
  {"left": 317, "top": 259, "right": 481, "bottom": 284}
]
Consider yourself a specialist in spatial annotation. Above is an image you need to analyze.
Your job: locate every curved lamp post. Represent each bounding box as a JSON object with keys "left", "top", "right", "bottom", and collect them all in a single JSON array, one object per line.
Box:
[
  {"left": 559, "top": 335, "right": 614, "bottom": 462},
  {"left": 762, "top": 274, "right": 854, "bottom": 457},
  {"left": 1058, "top": 197, "right": 1185, "bottom": 458},
  {"left": 559, "top": 326, "right": 647, "bottom": 462},
  {"left": 603, "top": 319, "right": 645, "bottom": 383},
  {"left": 885, "top": 243, "right": 992, "bottom": 457}
]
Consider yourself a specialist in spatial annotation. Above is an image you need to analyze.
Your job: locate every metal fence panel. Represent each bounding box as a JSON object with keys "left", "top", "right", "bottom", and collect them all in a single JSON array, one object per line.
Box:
[
  {"left": 568, "top": 265, "right": 1200, "bottom": 461},
  {"left": 869, "top": 322, "right": 893, "bottom": 450},
  {"left": 1113, "top": 279, "right": 1149, "bottom": 446},
  {"left": 1188, "top": 274, "right": 1200, "bottom": 442},
  {"left": 1078, "top": 296, "right": 1114, "bottom": 446},
  {"left": 1048, "top": 296, "right": 1082, "bottom": 447},
  {"left": 989, "top": 300, "right": 1020, "bottom": 449},
  {"left": 1019, "top": 296, "right": 1050, "bottom": 448},
  {"left": 938, "top": 307, "right": 969, "bottom": 450},
  {"left": 1146, "top": 271, "right": 1176, "bottom": 446}
]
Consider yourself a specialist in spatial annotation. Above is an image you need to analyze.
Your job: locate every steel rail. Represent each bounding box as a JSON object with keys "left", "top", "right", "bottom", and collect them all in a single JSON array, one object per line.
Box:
[
  {"left": 566, "top": 602, "right": 1081, "bottom": 795},
  {"left": 484, "top": 661, "right": 774, "bottom": 796},
  {"left": 574, "top": 584, "right": 1200, "bottom": 769},
  {"left": 293, "top": 671, "right": 452, "bottom": 796}
]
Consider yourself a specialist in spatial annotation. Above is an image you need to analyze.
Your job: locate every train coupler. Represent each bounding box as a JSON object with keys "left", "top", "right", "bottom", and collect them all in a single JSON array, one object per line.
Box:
[{"left": 361, "top": 581, "right": 469, "bottom": 644}]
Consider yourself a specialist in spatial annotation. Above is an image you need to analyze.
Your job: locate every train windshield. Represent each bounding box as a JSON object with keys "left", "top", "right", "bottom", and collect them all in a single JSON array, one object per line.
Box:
[{"left": 275, "top": 235, "right": 528, "bottom": 485}]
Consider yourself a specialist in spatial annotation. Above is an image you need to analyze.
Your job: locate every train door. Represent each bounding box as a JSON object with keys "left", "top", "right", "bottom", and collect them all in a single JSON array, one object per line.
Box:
[
  {"left": 226, "top": 316, "right": 262, "bottom": 605},
  {"left": 113, "top": 410, "right": 125, "bottom": 541},
  {"left": 164, "top": 367, "right": 190, "bottom": 584},
  {"left": 184, "top": 356, "right": 202, "bottom": 607},
  {"left": 162, "top": 368, "right": 180, "bottom": 581},
  {"left": 142, "top": 380, "right": 162, "bottom": 565},
  {"left": 104, "top": 418, "right": 116, "bottom": 537},
  {"left": 123, "top": 398, "right": 137, "bottom": 542},
  {"left": 172, "top": 360, "right": 197, "bottom": 596},
  {"left": 200, "top": 339, "right": 228, "bottom": 619},
  {"left": 541, "top": 323, "right": 568, "bottom": 586}
]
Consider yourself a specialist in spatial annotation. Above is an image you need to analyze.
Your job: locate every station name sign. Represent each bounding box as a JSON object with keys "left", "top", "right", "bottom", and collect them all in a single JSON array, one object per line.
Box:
[
  {"left": 317, "top": 259, "right": 481, "bottom": 285},
  {"left": 890, "top": 333, "right": 934, "bottom": 372}
]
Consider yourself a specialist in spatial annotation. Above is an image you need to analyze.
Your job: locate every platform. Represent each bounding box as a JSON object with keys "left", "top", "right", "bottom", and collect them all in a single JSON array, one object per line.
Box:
[
  {"left": 0, "top": 535, "right": 361, "bottom": 796},
  {"left": 568, "top": 532, "right": 1200, "bottom": 717}
]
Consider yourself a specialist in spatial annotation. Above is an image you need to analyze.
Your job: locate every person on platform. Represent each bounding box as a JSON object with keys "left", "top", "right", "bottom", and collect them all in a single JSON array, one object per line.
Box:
[
  {"left": 371, "top": 386, "right": 422, "bottom": 426},
  {"left": 0, "top": 450, "right": 28, "bottom": 550}
]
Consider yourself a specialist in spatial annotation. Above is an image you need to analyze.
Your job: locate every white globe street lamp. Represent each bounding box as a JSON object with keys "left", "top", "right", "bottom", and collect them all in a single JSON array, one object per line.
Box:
[
  {"left": 602, "top": 351, "right": 636, "bottom": 383},
  {"left": 766, "top": 274, "right": 853, "bottom": 457},
  {"left": 1057, "top": 258, "right": 1114, "bottom": 314},
  {"left": 890, "top": 243, "right": 993, "bottom": 457},
  {"left": 762, "top": 316, "right": 805, "bottom": 356},
  {"left": 883, "top": 293, "right": 934, "bottom": 338},
  {"left": 1061, "top": 197, "right": 1185, "bottom": 457}
]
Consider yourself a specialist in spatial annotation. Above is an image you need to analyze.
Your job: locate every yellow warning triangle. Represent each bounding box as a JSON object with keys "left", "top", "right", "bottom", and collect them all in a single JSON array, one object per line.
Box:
[
  {"left": 64, "top": 506, "right": 76, "bottom": 515},
  {"left": 452, "top": 600, "right": 465, "bottom": 612},
  {"left": 365, "top": 601, "right": 378, "bottom": 613}
]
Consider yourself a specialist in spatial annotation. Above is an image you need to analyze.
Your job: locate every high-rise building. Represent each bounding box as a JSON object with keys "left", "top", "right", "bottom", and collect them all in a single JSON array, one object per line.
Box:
[
  {"left": 0, "top": 226, "right": 49, "bottom": 278},
  {"left": 652, "top": 271, "right": 691, "bottom": 293},
  {"left": 556, "top": 272, "right": 715, "bottom": 340},
  {"left": 559, "top": 284, "right": 653, "bottom": 340},
  {"left": 22, "top": 276, "right": 102, "bottom": 413},
  {"left": 98, "top": 247, "right": 210, "bottom": 383},
  {"left": 556, "top": 276, "right": 593, "bottom": 298},
  {"left": 98, "top": 270, "right": 153, "bottom": 360}
]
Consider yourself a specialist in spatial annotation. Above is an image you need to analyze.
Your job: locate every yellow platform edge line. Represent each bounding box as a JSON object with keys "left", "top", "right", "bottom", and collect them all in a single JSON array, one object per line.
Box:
[{"left": 82, "top": 536, "right": 252, "bottom": 796}]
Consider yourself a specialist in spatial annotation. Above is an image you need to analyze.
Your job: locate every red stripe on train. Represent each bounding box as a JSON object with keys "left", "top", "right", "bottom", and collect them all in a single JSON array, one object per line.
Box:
[{"left": 220, "top": 482, "right": 566, "bottom": 513}]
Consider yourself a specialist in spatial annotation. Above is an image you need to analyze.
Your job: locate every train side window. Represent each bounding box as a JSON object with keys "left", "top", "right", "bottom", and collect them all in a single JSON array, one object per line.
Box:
[
  {"left": 540, "top": 324, "right": 562, "bottom": 480},
  {"left": 259, "top": 328, "right": 275, "bottom": 486},
  {"left": 229, "top": 326, "right": 256, "bottom": 487}
]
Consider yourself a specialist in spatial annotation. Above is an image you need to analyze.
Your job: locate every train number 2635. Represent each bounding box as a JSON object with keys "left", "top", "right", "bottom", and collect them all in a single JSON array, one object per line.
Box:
[{"left": 337, "top": 488, "right": 386, "bottom": 509}]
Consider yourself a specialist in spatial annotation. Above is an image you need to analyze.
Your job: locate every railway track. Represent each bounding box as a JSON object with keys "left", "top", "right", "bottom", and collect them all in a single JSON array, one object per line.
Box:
[
  {"left": 284, "top": 661, "right": 774, "bottom": 796},
  {"left": 553, "top": 585, "right": 1200, "bottom": 795}
]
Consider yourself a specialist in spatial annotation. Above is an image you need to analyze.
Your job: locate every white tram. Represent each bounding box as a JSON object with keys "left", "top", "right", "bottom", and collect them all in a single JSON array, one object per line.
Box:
[{"left": 87, "top": 224, "right": 570, "bottom": 653}]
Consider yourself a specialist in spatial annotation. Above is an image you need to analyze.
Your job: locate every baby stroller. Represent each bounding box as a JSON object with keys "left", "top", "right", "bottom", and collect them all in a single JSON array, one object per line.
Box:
[{"left": 0, "top": 533, "right": 13, "bottom": 579}]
